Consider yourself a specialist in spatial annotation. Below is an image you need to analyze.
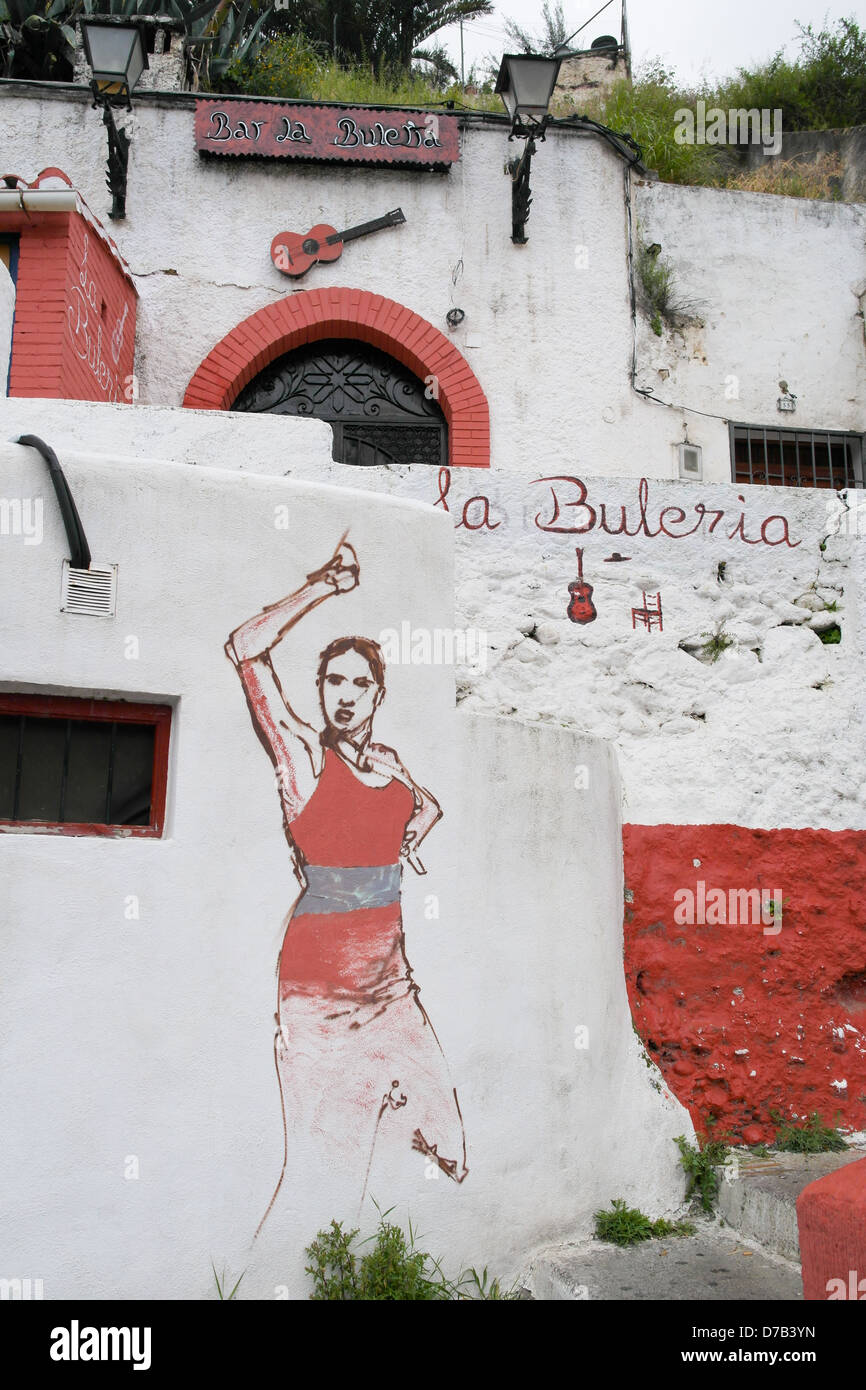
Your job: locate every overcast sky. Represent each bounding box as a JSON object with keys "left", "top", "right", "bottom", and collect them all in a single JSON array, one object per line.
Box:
[{"left": 437, "top": 1, "right": 866, "bottom": 86}]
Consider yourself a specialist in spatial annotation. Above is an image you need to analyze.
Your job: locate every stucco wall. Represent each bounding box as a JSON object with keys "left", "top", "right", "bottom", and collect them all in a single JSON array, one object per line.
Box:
[
  {"left": 0, "top": 437, "right": 690, "bottom": 1297},
  {"left": 0, "top": 86, "right": 863, "bottom": 481},
  {"left": 634, "top": 181, "right": 866, "bottom": 436},
  {"left": 4, "top": 400, "right": 863, "bottom": 1140}
]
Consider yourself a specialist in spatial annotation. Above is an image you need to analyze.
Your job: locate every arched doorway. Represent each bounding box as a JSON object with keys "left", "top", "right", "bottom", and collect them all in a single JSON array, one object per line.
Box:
[
  {"left": 232, "top": 337, "right": 446, "bottom": 468},
  {"left": 182, "top": 287, "right": 490, "bottom": 470}
]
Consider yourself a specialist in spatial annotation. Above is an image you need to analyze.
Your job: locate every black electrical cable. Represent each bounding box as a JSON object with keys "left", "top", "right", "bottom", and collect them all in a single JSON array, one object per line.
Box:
[
  {"left": 555, "top": 112, "right": 645, "bottom": 168},
  {"left": 456, "top": 106, "right": 647, "bottom": 172},
  {"left": 16, "top": 434, "right": 91, "bottom": 570}
]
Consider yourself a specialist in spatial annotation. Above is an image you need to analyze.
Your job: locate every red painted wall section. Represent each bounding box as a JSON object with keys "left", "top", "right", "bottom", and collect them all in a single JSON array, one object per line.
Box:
[
  {"left": 61, "top": 210, "right": 136, "bottom": 404},
  {"left": 2, "top": 207, "right": 136, "bottom": 403},
  {"left": 797, "top": 1157, "right": 866, "bottom": 1300},
  {"left": 623, "top": 824, "right": 866, "bottom": 1141},
  {"left": 183, "top": 287, "right": 490, "bottom": 469},
  {"left": 6, "top": 215, "right": 70, "bottom": 398}
]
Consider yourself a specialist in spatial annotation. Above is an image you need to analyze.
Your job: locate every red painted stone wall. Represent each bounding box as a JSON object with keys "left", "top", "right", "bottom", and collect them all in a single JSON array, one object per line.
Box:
[
  {"left": 623, "top": 824, "right": 866, "bottom": 1141},
  {"left": 3, "top": 208, "right": 136, "bottom": 403}
]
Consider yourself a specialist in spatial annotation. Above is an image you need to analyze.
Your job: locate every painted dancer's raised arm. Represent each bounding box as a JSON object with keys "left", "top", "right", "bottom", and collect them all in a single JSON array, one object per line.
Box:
[
  {"left": 226, "top": 540, "right": 359, "bottom": 818},
  {"left": 228, "top": 541, "right": 359, "bottom": 663}
]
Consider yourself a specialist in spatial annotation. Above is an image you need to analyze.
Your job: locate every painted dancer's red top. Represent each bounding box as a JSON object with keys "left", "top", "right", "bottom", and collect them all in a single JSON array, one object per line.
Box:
[{"left": 290, "top": 749, "right": 414, "bottom": 868}]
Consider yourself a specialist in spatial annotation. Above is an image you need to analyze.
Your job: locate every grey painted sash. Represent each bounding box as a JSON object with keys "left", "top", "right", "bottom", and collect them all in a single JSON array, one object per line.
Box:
[{"left": 295, "top": 863, "right": 401, "bottom": 916}]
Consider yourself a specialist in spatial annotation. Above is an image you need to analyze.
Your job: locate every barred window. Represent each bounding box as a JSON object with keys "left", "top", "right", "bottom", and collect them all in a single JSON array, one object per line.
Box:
[
  {"left": 0, "top": 694, "right": 171, "bottom": 837},
  {"left": 731, "top": 425, "right": 865, "bottom": 490}
]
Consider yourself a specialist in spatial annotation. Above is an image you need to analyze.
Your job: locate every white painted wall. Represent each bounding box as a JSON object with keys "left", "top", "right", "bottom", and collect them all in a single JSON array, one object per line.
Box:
[
  {"left": 3, "top": 398, "right": 862, "bottom": 834},
  {"left": 634, "top": 181, "right": 866, "bottom": 436},
  {"left": 0, "top": 439, "right": 690, "bottom": 1298},
  {"left": 0, "top": 88, "right": 863, "bottom": 481},
  {"left": 0, "top": 258, "right": 14, "bottom": 392}
]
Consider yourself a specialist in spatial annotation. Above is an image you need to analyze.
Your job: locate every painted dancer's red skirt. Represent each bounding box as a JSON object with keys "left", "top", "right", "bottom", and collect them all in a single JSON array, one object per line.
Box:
[{"left": 275, "top": 887, "right": 467, "bottom": 1183}]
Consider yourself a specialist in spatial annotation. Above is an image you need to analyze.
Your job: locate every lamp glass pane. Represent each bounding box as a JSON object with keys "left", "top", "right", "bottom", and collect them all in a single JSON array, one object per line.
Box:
[
  {"left": 83, "top": 24, "right": 143, "bottom": 84},
  {"left": 499, "top": 84, "right": 518, "bottom": 119},
  {"left": 126, "top": 38, "right": 147, "bottom": 90},
  {"left": 508, "top": 55, "right": 560, "bottom": 119}
]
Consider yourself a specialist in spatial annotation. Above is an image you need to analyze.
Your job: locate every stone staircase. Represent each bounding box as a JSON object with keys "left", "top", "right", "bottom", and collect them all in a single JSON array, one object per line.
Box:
[{"left": 524, "top": 1146, "right": 866, "bottom": 1300}]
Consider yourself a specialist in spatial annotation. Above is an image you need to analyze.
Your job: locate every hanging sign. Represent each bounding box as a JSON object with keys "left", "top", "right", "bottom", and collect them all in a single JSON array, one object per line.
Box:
[{"left": 195, "top": 101, "right": 459, "bottom": 168}]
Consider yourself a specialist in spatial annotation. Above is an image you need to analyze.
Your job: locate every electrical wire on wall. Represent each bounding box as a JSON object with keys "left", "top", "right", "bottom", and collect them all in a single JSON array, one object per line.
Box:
[
  {"left": 16, "top": 434, "right": 92, "bottom": 569},
  {"left": 448, "top": 120, "right": 468, "bottom": 327}
]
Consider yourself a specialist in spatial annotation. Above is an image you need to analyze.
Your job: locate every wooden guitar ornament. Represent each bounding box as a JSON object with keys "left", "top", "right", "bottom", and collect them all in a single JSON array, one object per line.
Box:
[{"left": 271, "top": 208, "right": 406, "bottom": 278}]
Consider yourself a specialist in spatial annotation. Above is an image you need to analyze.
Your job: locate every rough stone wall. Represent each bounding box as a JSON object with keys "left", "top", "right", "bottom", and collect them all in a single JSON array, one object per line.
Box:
[
  {"left": 554, "top": 52, "right": 626, "bottom": 109},
  {"left": 625, "top": 825, "right": 866, "bottom": 1141},
  {"left": 1, "top": 401, "right": 859, "bottom": 832},
  {"left": 72, "top": 25, "right": 188, "bottom": 95}
]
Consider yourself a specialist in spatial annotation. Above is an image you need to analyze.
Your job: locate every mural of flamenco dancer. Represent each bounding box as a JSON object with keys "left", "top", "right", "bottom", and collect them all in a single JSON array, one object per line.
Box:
[{"left": 225, "top": 535, "right": 468, "bottom": 1234}]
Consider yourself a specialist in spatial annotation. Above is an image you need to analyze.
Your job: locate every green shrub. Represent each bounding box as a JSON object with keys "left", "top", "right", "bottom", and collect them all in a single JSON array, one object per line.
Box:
[
  {"left": 582, "top": 66, "right": 724, "bottom": 186},
  {"left": 709, "top": 18, "right": 866, "bottom": 132},
  {"left": 304, "top": 1213, "right": 516, "bottom": 1300},
  {"left": 577, "top": 20, "right": 866, "bottom": 195},
  {"left": 228, "top": 35, "right": 500, "bottom": 109},
  {"left": 772, "top": 1111, "right": 848, "bottom": 1153},
  {"left": 593, "top": 1198, "right": 695, "bottom": 1246},
  {"left": 700, "top": 629, "right": 734, "bottom": 663}
]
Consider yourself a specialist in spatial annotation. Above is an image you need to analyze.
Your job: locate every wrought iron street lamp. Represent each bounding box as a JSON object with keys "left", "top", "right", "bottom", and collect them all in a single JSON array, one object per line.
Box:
[
  {"left": 495, "top": 52, "right": 562, "bottom": 244},
  {"left": 80, "top": 18, "right": 149, "bottom": 220}
]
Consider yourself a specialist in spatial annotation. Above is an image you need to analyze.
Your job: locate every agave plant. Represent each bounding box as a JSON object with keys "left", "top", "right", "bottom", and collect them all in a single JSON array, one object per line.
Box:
[
  {"left": 0, "top": 0, "right": 274, "bottom": 88},
  {"left": 0, "top": 0, "right": 77, "bottom": 80},
  {"left": 183, "top": 0, "right": 275, "bottom": 89}
]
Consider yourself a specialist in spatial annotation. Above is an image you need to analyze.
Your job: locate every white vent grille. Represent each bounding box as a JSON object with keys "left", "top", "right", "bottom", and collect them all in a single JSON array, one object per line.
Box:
[
  {"left": 60, "top": 561, "right": 117, "bottom": 618},
  {"left": 678, "top": 443, "right": 703, "bottom": 480}
]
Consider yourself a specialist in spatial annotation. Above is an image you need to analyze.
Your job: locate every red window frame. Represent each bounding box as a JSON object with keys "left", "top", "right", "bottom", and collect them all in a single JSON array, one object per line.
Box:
[{"left": 0, "top": 693, "right": 171, "bottom": 838}]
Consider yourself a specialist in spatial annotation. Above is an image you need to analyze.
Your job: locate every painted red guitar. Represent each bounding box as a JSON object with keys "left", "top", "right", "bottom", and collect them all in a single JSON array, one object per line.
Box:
[
  {"left": 568, "top": 548, "right": 598, "bottom": 625},
  {"left": 271, "top": 208, "right": 406, "bottom": 278}
]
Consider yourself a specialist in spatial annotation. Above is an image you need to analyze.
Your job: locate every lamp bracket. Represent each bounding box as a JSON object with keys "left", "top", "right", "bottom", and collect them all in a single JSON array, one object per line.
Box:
[
  {"left": 101, "top": 103, "right": 130, "bottom": 220},
  {"left": 508, "top": 113, "right": 551, "bottom": 142},
  {"left": 507, "top": 133, "right": 536, "bottom": 245}
]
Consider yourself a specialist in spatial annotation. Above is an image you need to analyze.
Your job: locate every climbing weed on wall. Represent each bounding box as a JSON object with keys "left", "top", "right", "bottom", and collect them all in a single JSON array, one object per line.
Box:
[{"left": 674, "top": 1134, "right": 731, "bottom": 1212}]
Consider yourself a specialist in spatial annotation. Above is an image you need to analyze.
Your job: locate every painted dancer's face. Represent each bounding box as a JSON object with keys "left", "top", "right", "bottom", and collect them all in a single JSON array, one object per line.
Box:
[{"left": 320, "top": 650, "right": 382, "bottom": 741}]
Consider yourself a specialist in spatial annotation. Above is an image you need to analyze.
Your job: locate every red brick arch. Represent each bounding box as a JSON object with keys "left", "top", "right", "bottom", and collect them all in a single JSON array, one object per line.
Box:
[{"left": 183, "top": 288, "right": 489, "bottom": 468}]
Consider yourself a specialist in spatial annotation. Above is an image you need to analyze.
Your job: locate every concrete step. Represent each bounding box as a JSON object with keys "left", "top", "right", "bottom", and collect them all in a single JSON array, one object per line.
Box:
[
  {"left": 527, "top": 1219, "right": 803, "bottom": 1301},
  {"left": 717, "top": 1147, "right": 866, "bottom": 1262}
]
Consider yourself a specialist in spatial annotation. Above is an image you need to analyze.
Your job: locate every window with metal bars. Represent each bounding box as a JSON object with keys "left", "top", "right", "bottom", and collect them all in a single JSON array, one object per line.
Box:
[
  {"left": 731, "top": 424, "right": 865, "bottom": 490},
  {"left": 0, "top": 694, "right": 171, "bottom": 837}
]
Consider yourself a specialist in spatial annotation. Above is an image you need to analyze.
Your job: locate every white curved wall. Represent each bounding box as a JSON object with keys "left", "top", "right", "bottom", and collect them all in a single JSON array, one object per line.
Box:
[{"left": 0, "top": 438, "right": 690, "bottom": 1298}]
